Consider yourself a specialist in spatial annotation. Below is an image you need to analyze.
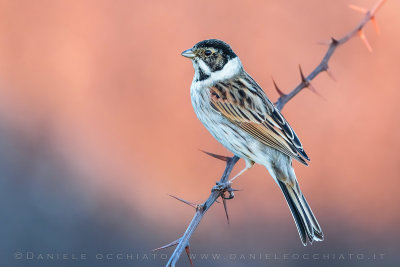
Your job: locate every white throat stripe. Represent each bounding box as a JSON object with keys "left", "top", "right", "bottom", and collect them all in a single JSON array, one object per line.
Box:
[{"left": 193, "top": 57, "right": 242, "bottom": 87}]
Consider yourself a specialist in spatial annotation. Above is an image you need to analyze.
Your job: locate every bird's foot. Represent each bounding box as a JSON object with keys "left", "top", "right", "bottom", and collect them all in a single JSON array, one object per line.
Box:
[{"left": 212, "top": 181, "right": 236, "bottom": 199}]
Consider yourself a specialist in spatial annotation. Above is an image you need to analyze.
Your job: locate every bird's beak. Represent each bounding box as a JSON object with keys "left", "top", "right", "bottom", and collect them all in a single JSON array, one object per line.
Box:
[{"left": 181, "top": 48, "right": 196, "bottom": 58}]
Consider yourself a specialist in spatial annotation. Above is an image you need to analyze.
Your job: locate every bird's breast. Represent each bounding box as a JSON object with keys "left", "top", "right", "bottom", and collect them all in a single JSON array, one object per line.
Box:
[{"left": 190, "top": 83, "right": 219, "bottom": 123}]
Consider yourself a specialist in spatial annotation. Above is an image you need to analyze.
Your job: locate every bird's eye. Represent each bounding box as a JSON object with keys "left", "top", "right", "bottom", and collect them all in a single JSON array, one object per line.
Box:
[{"left": 205, "top": 50, "right": 212, "bottom": 56}]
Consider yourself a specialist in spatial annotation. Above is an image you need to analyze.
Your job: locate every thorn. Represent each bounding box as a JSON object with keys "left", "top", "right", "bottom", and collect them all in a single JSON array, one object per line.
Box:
[
  {"left": 357, "top": 29, "right": 372, "bottom": 52},
  {"left": 222, "top": 197, "right": 230, "bottom": 224},
  {"left": 325, "top": 67, "right": 336, "bottom": 82},
  {"left": 229, "top": 188, "right": 241, "bottom": 192},
  {"left": 185, "top": 245, "right": 194, "bottom": 267},
  {"left": 309, "top": 82, "right": 327, "bottom": 101},
  {"left": 299, "top": 65, "right": 325, "bottom": 100},
  {"left": 169, "top": 194, "right": 198, "bottom": 209},
  {"left": 199, "top": 149, "right": 230, "bottom": 162},
  {"left": 371, "top": 16, "right": 380, "bottom": 35},
  {"left": 317, "top": 37, "right": 338, "bottom": 46},
  {"left": 331, "top": 37, "right": 339, "bottom": 45},
  {"left": 317, "top": 39, "right": 331, "bottom": 46},
  {"left": 196, "top": 204, "right": 205, "bottom": 212},
  {"left": 299, "top": 65, "right": 308, "bottom": 86},
  {"left": 153, "top": 238, "right": 181, "bottom": 251},
  {"left": 307, "top": 82, "right": 322, "bottom": 98},
  {"left": 272, "top": 78, "right": 285, "bottom": 97},
  {"left": 348, "top": 4, "right": 367, "bottom": 14}
]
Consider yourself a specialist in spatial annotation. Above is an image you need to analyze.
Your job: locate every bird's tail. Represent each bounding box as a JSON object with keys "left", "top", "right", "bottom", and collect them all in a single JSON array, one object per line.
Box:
[{"left": 278, "top": 180, "right": 323, "bottom": 245}]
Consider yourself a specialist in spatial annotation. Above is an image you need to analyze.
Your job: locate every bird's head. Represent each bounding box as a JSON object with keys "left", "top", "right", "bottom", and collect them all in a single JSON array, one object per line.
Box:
[{"left": 182, "top": 39, "right": 242, "bottom": 83}]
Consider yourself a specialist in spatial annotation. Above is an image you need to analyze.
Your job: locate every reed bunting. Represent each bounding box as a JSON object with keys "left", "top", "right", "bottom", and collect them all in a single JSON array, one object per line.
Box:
[{"left": 181, "top": 39, "right": 323, "bottom": 245}]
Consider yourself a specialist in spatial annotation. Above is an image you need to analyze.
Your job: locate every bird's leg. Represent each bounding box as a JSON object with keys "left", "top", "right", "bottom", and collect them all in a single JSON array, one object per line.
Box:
[
  {"left": 228, "top": 159, "right": 254, "bottom": 183},
  {"left": 212, "top": 159, "right": 254, "bottom": 199}
]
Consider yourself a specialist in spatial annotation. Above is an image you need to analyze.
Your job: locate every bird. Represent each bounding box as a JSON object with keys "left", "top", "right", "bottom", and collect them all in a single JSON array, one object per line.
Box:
[{"left": 181, "top": 39, "right": 323, "bottom": 245}]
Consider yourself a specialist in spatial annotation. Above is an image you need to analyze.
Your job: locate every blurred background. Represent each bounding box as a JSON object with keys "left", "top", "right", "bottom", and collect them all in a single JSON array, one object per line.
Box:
[{"left": 0, "top": 0, "right": 399, "bottom": 266}]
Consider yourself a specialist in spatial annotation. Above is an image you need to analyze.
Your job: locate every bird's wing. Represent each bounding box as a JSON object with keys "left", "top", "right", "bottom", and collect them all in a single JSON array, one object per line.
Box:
[{"left": 209, "top": 74, "right": 309, "bottom": 165}]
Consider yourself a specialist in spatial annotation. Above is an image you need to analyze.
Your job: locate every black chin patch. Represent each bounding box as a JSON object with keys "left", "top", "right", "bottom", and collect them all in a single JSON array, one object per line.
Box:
[{"left": 197, "top": 68, "right": 210, "bottom": 81}]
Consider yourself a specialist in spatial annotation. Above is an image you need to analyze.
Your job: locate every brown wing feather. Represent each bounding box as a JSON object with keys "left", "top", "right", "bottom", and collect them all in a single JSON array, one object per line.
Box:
[{"left": 209, "top": 74, "right": 309, "bottom": 165}]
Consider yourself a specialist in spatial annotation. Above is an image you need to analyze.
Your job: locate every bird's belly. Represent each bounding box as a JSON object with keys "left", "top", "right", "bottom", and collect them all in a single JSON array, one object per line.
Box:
[{"left": 191, "top": 87, "right": 272, "bottom": 163}]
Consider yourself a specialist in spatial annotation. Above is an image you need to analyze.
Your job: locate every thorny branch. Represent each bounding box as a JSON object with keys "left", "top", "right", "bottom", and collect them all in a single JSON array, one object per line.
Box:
[
  {"left": 275, "top": 0, "right": 386, "bottom": 110},
  {"left": 157, "top": 1, "right": 386, "bottom": 266}
]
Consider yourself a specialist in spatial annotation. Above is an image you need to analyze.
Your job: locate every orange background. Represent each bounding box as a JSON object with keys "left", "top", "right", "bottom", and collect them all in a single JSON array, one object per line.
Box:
[{"left": 0, "top": 0, "right": 399, "bottom": 266}]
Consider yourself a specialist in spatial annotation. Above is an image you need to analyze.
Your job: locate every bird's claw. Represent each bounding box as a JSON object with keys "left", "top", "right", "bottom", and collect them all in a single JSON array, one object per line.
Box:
[
  {"left": 212, "top": 181, "right": 235, "bottom": 199},
  {"left": 222, "top": 191, "right": 235, "bottom": 199},
  {"left": 212, "top": 181, "right": 230, "bottom": 191}
]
